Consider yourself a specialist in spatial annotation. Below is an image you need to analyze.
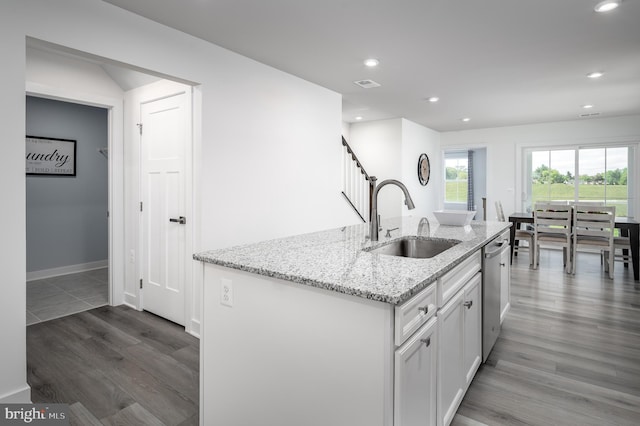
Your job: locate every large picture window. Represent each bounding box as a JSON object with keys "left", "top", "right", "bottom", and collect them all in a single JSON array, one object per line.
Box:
[{"left": 524, "top": 145, "right": 634, "bottom": 217}]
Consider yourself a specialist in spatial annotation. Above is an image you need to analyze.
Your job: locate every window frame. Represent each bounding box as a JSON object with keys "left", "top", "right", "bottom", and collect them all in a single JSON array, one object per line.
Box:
[{"left": 522, "top": 143, "right": 636, "bottom": 217}]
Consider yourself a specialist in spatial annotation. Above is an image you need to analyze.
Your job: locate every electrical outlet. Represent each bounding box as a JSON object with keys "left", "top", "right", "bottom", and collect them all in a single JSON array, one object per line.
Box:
[
  {"left": 221, "top": 278, "right": 233, "bottom": 307},
  {"left": 129, "top": 250, "right": 135, "bottom": 263}
]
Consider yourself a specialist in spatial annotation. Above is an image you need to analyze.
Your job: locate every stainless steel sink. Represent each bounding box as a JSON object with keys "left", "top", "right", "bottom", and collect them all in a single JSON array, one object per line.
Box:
[{"left": 368, "top": 237, "right": 460, "bottom": 259}]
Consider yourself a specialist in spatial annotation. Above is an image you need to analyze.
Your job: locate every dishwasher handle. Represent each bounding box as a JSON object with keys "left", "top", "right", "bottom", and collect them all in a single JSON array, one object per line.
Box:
[{"left": 484, "top": 239, "right": 507, "bottom": 259}]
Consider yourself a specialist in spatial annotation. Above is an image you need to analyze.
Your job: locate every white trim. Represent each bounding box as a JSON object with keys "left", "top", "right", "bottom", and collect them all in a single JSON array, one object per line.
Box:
[
  {"left": 187, "top": 85, "right": 203, "bottom": 337},
  {"left": 519, "top": 140, "right": 640, "bottom": 217},
  {"left": 26, "top": 260, "right": 108, "bottom": 281},
  {"left": 189, "top": 319, "right": 201, "bottom": 338},
  {"left": 25, "top": 81, "right": 123, "bottom": 307},
  {"left": 0, "top": 385, "right": 32, "bottom": 403},
  {"left": 123, "top": 292, "right": 138, "bottom": 309}
]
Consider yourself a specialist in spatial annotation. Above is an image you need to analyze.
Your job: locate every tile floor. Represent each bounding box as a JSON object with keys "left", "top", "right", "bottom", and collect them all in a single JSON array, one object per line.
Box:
[{"left": 27, "top": 268, "right": 109, "bottom": 325}]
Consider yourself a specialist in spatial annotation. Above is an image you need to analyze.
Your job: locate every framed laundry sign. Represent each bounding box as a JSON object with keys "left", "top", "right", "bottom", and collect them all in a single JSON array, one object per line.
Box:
[{"left": 26, "top": 136, "right": 76, "bottom": 176}]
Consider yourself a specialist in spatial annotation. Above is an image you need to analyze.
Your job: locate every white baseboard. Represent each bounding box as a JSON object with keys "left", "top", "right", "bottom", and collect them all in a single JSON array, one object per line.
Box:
[
  {"left": 188, "top": 318, "right": 201, "bottom": 339},
  {"left": 123, "top": 292, "right": 138, "bottom": 309},
  {"left": 0, "top": 384, "right": 31, "bottom": 403},
  {"left": 27, "top": 260, "right": 108, "bottom": 282}
]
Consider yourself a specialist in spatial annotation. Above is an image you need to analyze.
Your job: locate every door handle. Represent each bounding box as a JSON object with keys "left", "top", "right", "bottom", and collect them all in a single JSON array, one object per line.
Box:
[
  {"left": 169, "top": 216, "right": 187, "bottom": 225},
  {"left": 464, "top": 300, "right": 473, "bottom": 309}
]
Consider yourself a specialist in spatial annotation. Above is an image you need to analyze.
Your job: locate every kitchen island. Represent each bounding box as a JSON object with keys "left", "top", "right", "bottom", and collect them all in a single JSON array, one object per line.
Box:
[{"left": 195, "top": 216, "right": 510, "bottom": 426}]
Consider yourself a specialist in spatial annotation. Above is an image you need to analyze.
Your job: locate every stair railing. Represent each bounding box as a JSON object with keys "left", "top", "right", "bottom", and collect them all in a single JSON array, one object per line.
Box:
[{"left": 341, "top": 136, "right": 373, "bottom": 223}]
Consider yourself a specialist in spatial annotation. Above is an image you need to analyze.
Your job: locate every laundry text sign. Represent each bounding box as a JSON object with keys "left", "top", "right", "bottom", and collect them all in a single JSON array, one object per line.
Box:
[{"left": 26, "top": 136, "right": 76, "bottom": 176}]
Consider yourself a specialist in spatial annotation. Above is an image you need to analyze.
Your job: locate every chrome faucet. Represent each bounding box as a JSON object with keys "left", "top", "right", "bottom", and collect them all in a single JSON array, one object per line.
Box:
[
  {"left": 417, "top": 217, "right": 430, "bottom": 236},
  {"left": 369, "top": 176, "right": 416, "bottom": 241}
]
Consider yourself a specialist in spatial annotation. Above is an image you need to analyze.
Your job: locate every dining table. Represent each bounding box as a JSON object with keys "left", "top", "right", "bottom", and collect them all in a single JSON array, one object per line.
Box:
[{"left": 508, "top": 212, "right": 639, "bottom": 281}]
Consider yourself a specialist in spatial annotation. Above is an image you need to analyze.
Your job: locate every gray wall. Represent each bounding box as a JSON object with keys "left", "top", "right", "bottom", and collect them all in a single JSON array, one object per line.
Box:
[{"left": 26, "top": 96, "right": 108, "bottom": 272}]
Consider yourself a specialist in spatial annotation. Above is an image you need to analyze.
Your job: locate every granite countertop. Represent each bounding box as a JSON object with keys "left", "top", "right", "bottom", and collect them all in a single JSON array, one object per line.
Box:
[{"left": 194, "top": 216, "right": 511, "bottom": 305}]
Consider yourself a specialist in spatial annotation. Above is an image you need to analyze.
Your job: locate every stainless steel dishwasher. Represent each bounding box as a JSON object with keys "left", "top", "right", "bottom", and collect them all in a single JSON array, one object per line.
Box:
[{"left": 482, "top": 235, "right": 508, "bottom": 362}]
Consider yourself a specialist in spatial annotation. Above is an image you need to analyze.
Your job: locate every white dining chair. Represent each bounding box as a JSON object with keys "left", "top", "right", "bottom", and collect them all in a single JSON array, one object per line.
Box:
[
  {"left": 496, "top": 201, "right": 533, "bottom": 266},
  {"left": 613, "top": 235, "right": 632, "bottom": 267},
  {"left": 569, "top": 201, "right": 605, "bottom": 207},
  {"left": 571, "top": 205, "right": 616, "bottom": 279},
  {"left": 533, "top": 203, "right": 573, "bottom": 273}
]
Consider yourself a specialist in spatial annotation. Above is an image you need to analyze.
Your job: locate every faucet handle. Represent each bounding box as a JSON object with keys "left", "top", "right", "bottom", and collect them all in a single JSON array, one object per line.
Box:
[{"left": 385, "top": 227, "right": 399, "bottom": 238}]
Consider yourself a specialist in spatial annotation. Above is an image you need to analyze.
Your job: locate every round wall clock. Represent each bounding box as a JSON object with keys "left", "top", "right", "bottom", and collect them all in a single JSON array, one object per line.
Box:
[{"left": 418, "top": 153, "right": 430, "bottom": 186}]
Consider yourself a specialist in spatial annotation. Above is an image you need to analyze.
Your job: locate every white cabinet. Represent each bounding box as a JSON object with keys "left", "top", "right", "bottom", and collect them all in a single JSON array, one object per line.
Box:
[
  {"left": 462, "top": 274, "right": 482, "bottom": 389},
  {"left": 499, "top": 241, "right": 511, "bottom": 324},
  {"left": 394, "top": 316, "right": 438, "bottom": 426},
  {"left": 437, "top": 273, "right": 482, "bottom": 426}
]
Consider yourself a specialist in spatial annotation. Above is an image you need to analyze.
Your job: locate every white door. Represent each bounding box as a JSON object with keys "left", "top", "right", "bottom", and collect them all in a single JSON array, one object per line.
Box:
[{"left": 140, "top": 91, "right": 190, "bottom": 325}]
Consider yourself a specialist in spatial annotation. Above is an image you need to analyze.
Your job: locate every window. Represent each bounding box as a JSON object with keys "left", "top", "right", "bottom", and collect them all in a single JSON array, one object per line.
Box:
[
  {"left": 444, "top": 154, "right": 468, "bottom": 203},
  {"left": 524, "top": 145, "right": 634, "bottom": 217}
]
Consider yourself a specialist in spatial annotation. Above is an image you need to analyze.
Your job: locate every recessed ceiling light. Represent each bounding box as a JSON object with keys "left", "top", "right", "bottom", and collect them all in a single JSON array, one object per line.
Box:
[
  {"left": 594, "top": 0, "right": 620, "bottom": 12},
  {"left": 461, "top": 117, "right": 471, "bottom": 122},
  {"left": 427, "top": 97, "right": 440, "bottom": 103},
  {"left": 587, "top": 71, "right": 604, "bottom": 79},
  {"left": 355, "top": 116, "right": 363, "bottom": 121},
  {"left": 364, "top": 58, "right": 379, "bottom": 67},
  {"left": 582, "top": 104, "right": 594, "bottom": 109}
]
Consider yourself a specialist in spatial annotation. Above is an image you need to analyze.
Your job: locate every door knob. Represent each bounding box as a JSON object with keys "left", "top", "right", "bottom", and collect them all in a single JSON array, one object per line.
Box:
[
  {"left": 169, "top": 216, "right": 187, "bottom": 224},
  {"left": 464, "top": 300, "right": 473, "bottom": 309}
]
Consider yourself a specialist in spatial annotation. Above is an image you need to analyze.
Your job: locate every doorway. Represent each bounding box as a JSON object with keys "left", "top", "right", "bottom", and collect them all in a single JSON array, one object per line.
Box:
[
  {"left": 25, "top": 40, "right": 199, "bottom": 332},
  {"left": 26, "top": 96, "right": 110, "bottom": 324},
  {"left": 443, "top": 148, "right": 488, "bottom": 220}
]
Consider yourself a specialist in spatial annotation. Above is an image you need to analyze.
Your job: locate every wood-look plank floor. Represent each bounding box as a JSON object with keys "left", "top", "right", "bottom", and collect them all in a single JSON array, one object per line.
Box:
[
  {"left": 452, "top": 251, "right": 640, "bottom": 426},
  {"left": 27, "top": 252, "right": 640, "bottom": 426},
  {"left": 27, "top": 305, "right": 199, "bottom": 426}
]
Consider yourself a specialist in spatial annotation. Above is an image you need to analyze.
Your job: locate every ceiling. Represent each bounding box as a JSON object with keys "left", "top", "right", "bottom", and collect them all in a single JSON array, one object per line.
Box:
[{"left": 101, "top": 0, "right": 640, "bottom": 131}]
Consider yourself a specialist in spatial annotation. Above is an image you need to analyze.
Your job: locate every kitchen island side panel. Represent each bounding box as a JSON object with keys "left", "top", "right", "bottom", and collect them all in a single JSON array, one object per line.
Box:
[{"left": 202, "top": 264, "right": 394, "bottom": 426}]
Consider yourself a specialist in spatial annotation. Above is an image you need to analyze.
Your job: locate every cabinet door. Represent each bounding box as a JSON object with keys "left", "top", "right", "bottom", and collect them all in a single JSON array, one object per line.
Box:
[
  {"left": 437, "top": 290, "right": 465, "bottom": 426},
  {"left": 463, "top": 273, "right": 482, "bottom": 389},
  {"left": 394, "top": 317, "right": 438, "bottom": 426},
  {"left": 499, "top": 245, "right": 511, "bottom": 324}
]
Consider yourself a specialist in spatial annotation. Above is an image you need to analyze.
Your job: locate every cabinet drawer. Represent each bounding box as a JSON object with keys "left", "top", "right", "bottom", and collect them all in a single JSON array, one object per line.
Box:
[
  {"left": 438, "top": 251, "right": 481, "bottom": 308},
  {"left": 395, "top": 283, "right": 437, "bottom": 346}
]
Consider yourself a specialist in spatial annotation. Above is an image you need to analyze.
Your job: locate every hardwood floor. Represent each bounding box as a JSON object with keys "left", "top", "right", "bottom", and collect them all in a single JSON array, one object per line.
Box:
[
  {"left": 27, "top": 305, "right": 199, "bottom": 426},
  {"left": 453, "top": 251, "right": 640, "bottom": 426},
  {"left": 27, "top": 251, "right": 639, "bottom": 425}
]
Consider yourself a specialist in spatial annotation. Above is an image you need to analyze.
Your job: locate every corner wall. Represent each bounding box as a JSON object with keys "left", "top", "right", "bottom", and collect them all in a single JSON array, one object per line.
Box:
[
  {"left": 348, "top": 118, "right": 441, "bottom": 220},
  {"left": 1, "top": 0, "right": 351, "bottom": 402},
  {"left": 400, "top": 119, "right": 441, "bottom": 218}
]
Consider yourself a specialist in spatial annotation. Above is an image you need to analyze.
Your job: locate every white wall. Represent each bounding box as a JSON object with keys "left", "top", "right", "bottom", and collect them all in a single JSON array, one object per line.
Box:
[
  {"left": 341, "top": 121, "right": 351, "bottom": 141},
  {"left": 441, "top": 115, "right": 640, "bottom": 221},
  {"left": 349, "top": 119, "right": 403, "bottom": 218},
  {"left": 349, "top": 118, "right": 441, "bottom": 220},
  {"left": 400, "top": 119, "right": 441, "bottom": 218},
  {"left": 26, "top": 47, "right": 125, "bottom": 98},
  {"left": 1, "top": 0, "right": 352, "bottom": 402}
]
